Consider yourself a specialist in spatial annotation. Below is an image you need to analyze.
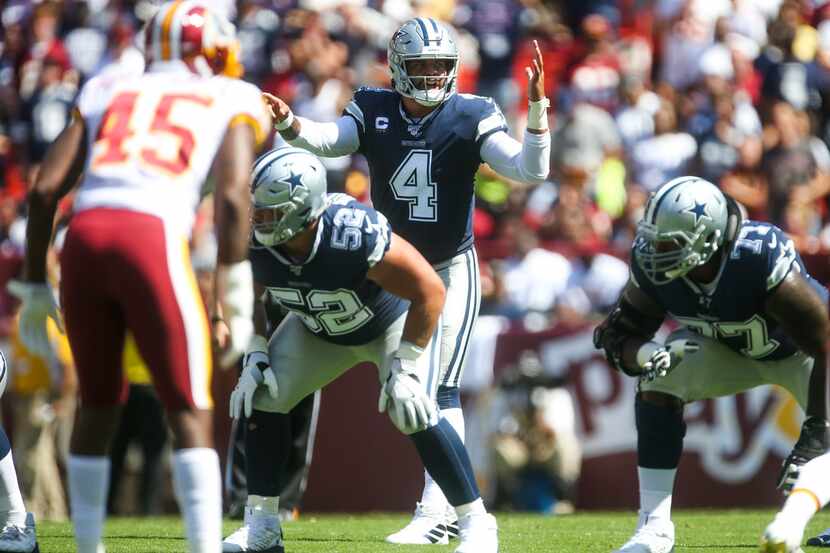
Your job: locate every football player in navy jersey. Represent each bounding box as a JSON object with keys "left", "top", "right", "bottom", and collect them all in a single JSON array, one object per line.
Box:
[
  {"left": 593, "top": 177, "right": 830, "bottom": 553},
  {"left": 221, "top": 147, "right": 498, "bottom": 553},
  {"left": 263, "top": 17, "right": 550, "bottom": 544}
]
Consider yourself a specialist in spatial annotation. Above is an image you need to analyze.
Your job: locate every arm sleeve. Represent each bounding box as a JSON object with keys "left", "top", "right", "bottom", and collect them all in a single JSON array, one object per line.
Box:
[
  {"left": 285, "top": 115, "right": 361, "bottom": 157},
  {"left": 480, "top": 129, "right": 551, "bottom": 185}
]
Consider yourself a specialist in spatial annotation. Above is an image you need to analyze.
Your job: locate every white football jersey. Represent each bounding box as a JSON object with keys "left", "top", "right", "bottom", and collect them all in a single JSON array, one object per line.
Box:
[{"left": 73, "top": 60, "right": 270, "bottom": 234}]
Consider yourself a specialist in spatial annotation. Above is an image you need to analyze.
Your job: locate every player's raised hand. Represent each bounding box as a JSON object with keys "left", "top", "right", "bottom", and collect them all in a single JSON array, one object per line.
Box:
[
  {"left": 526, "top": 40, "right": 545, "bottom": 102},
  {"left": 262, "top": 92, "right": 292, "bottom": 126}
]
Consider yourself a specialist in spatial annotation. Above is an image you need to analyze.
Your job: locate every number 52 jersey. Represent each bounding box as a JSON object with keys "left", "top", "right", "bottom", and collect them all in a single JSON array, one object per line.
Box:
[
  {"left": 250, "top": 194, "right": 409, "bottom": 346},
  {"left": 72, "top": 63, "right": 271, "bottom": 234}
]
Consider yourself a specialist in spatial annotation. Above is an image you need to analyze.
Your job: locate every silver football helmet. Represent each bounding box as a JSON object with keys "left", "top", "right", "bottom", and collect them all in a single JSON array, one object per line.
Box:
[
  {"left": 635, "top": 176, "right": 737, "bottom": 285},
  {"left": 388, "top": 17, "right": 459, "bottom": 107},
  {"left": 250, "top": 147, "right": 328, "bottom": 246}
]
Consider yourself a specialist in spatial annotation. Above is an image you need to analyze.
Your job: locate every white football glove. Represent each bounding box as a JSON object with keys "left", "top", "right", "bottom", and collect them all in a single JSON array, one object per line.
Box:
[
  {"left": 229, "top": 335, "right": 279, "bottom": 419},
  {"left": 378, "top": 342, "right": 437, "bottom": 434},
  {"left": 7, "top": 280, "right": 62, "bottom": 358},
  {"left": 637, "top": 338, "right": 699, "bottom": 382},
  {"left": 216, "top": 261, "right": 255, "bottom": 369}
]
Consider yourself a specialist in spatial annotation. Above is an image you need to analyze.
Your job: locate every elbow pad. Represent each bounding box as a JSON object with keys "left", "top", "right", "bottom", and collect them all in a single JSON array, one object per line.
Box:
[{"left": 593, "top": 298, "right": 663, "bottom": 376}]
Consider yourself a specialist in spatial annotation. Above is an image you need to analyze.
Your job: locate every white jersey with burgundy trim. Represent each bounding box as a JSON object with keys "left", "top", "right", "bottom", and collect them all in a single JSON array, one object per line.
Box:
[{"left": 73, "top": 61, "right": 270, "bottom": 234}]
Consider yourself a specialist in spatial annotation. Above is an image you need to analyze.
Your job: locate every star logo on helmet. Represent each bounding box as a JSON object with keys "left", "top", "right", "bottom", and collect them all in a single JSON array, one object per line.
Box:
[
  {"left": 684, "top": 201, "right": 711, "bottom": 225},
  {"left": 282, "top": 171, "right": 305, "bottom": 195}
]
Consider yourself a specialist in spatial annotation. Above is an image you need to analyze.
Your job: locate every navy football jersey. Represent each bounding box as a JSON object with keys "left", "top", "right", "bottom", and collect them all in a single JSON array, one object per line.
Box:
[
  {"left": 631, "top": 220, "right": 829, "bottom": 361},
  {"left": 250, "top": 193, "right": 408, "bottom": 346},
  {"left": 343, "top": 87, "right": 508, "bottom": 263}
]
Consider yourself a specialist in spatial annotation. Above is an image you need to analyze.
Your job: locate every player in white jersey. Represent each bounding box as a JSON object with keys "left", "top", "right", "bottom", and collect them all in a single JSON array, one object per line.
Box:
[
  {"left": 10, "top": 3, "right": 270, "bottom": 552},
  {"left": 761, "top": 452, "right": 830, "bottom": 551}
]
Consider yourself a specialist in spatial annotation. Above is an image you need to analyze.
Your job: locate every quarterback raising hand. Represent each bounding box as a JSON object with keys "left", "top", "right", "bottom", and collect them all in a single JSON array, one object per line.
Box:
[{"left": 526, "top": 39, "right": 547, "bottom": 124}]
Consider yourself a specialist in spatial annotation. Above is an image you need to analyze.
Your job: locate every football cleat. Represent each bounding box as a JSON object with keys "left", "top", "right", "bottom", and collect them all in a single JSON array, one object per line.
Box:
[
  {"left": 454, "top": 512, "right": 498, "bottom": 553},
  {"left": 776, "top": 417, "right": 830, "bottom": 495},
  {"left": 386, "top": 502, "right": 449, "bottom": 545},
  {"left": 613, "top": 512, "right": 675, "bottom": 553},
  {"left": 806, "top": 527, "right": 830, "bottom": 546},
  {"left": 446, "top": 517, "right": 459, "bottom": 540},
  {"left": 0, "top": 513, "right": 39, "bottom": 553},
  {"left": 222, "top": 506, "right": 284, "bottom": 553},
  {"left": 759, "top": 513, "right": 805, "bottom": 553}
]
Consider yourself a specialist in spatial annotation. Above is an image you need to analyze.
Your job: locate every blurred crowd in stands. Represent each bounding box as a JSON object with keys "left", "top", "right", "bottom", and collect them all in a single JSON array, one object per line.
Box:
[{"left": 1, "top": 0, "right": 830, "bottom": 517}]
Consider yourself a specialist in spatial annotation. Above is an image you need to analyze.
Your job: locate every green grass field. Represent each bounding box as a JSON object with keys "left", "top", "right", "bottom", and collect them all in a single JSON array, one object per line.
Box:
[{"left": 33, "top": 510, "right": 830, "bottom": 552}]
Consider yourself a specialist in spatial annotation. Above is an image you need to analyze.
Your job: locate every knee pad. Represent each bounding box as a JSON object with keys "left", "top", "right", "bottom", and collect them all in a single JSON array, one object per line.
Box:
[
  {"left": 635, "top": 394, "right": 686, "bottom": 469},
  {"left": 437, "top": 385, "right": 461, "bottom": 409}
]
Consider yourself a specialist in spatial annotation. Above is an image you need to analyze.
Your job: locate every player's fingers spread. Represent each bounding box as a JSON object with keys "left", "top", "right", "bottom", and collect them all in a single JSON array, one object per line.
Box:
[
  {"left": 414, "top": 401, "right": 428, "bottom": 428},
  {"left": 264, "top": 370, "right": 279, "bottom": 397},
  {"left": 525, "top": 67, "right": 533, "bottom": 80},
  {"left": 378, "top": 388, "right": 387, "bottom": 413},
  {"left": 244, "top": 392, "right": 253, "bottom": 419},
  {"left": 405, "top": 402, "right": 418, "bottom": 432},
  {"left": 394, "top": 402, "right": 406, "bottom": 429}
]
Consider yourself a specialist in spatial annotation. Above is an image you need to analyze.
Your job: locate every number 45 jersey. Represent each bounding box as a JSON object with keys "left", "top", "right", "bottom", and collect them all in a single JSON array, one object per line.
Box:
[
  {"left": 249, "top": 194, "right": 408, "bottom": 346},
  {"left": 72, "top": 64, "right": 271, "bottom": 234},
  {"left": 344, "top": 87, "right": 508, "bottom": 264},
  {"left": 631, "top": 220, "right": 829, "bottom": 361}
]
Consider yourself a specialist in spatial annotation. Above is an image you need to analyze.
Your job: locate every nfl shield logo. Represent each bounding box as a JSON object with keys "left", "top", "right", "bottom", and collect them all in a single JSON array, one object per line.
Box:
[{"left": 407, "top": 124, "right": 421, "bottom": 136}]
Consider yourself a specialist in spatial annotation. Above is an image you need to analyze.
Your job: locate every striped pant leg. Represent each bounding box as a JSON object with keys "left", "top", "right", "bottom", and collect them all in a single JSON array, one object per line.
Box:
[{"left": 436, "top": 248, "right": 481, "bottom": 389}]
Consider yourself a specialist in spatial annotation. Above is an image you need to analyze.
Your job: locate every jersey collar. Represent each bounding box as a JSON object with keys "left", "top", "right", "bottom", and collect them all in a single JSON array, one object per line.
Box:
[{"left": 397, "top": 95, "right": 449, "bottom": 136}]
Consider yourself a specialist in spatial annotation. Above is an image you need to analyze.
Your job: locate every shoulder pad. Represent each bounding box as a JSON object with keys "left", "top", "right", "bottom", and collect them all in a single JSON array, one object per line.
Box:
[
  {"left": 730, "top": 221, "right": 799, "bottom": 291},
  {"left": 454, "top": 94, "right": 508, "bottom": 142}
]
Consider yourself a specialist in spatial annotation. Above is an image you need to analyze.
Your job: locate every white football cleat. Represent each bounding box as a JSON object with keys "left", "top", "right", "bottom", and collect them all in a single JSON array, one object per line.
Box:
[
  {"left": 759, "top": 513, "right": 805, "bottom": 553},
  {"left": 613, "top": 512, "right": 675, "bottom": 553},
  {"left": 454, "top": 512, "right": 498, "bottom": 553},
  {"left": 0, "top": 513, "right": 38, "bottom": 553},
  {"left": 222, "top": 506, "right": 284, "bottom": 553},
  {"left": 386, "top": 502, "right": 449, "bottom": 545}
]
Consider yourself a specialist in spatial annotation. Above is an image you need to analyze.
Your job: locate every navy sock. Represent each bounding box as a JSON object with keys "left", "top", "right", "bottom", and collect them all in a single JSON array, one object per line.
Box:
[
  {"left": 245, "top": 410, "right": 291, "bottom": 497},
  {"left": 409, "top": 418, "right": 479, "bottom": 506},
  {"left": 436, "top": 385, "right": 461, "bottom": 409},
  {"left": 0, "top": 426, "right": 10, "bottom": 459},
  {"left": 635, "top": 395, "right": 685, "bottom": 469}
]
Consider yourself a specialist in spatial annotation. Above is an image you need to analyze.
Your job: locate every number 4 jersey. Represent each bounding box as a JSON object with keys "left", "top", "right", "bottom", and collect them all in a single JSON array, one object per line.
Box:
[
  {"left": 73, "top": 62, "right": 271, "bottom": 234},
  {"left": 343, "top": 87, "right": 508, "bottom": 263},
  {"left": 250, "top": 194, "right": 408, "bottom": 346},
  {"left": 631, "top": 220, "right": 829, "bottom": 361}
]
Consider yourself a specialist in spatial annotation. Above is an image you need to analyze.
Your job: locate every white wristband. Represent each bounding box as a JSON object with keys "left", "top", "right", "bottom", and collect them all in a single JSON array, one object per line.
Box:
[
  {"left": 274, "top": 110, "right": 295, "bottom": 131},
  {"left": 636, "top": 341, "right": 662, "bottom": 368},
  {"left": 396, "top": 340, "right": 425, "bottom": 362},
  {"left": 527, "top": 97, "right": 550, "bottom": 131}
]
